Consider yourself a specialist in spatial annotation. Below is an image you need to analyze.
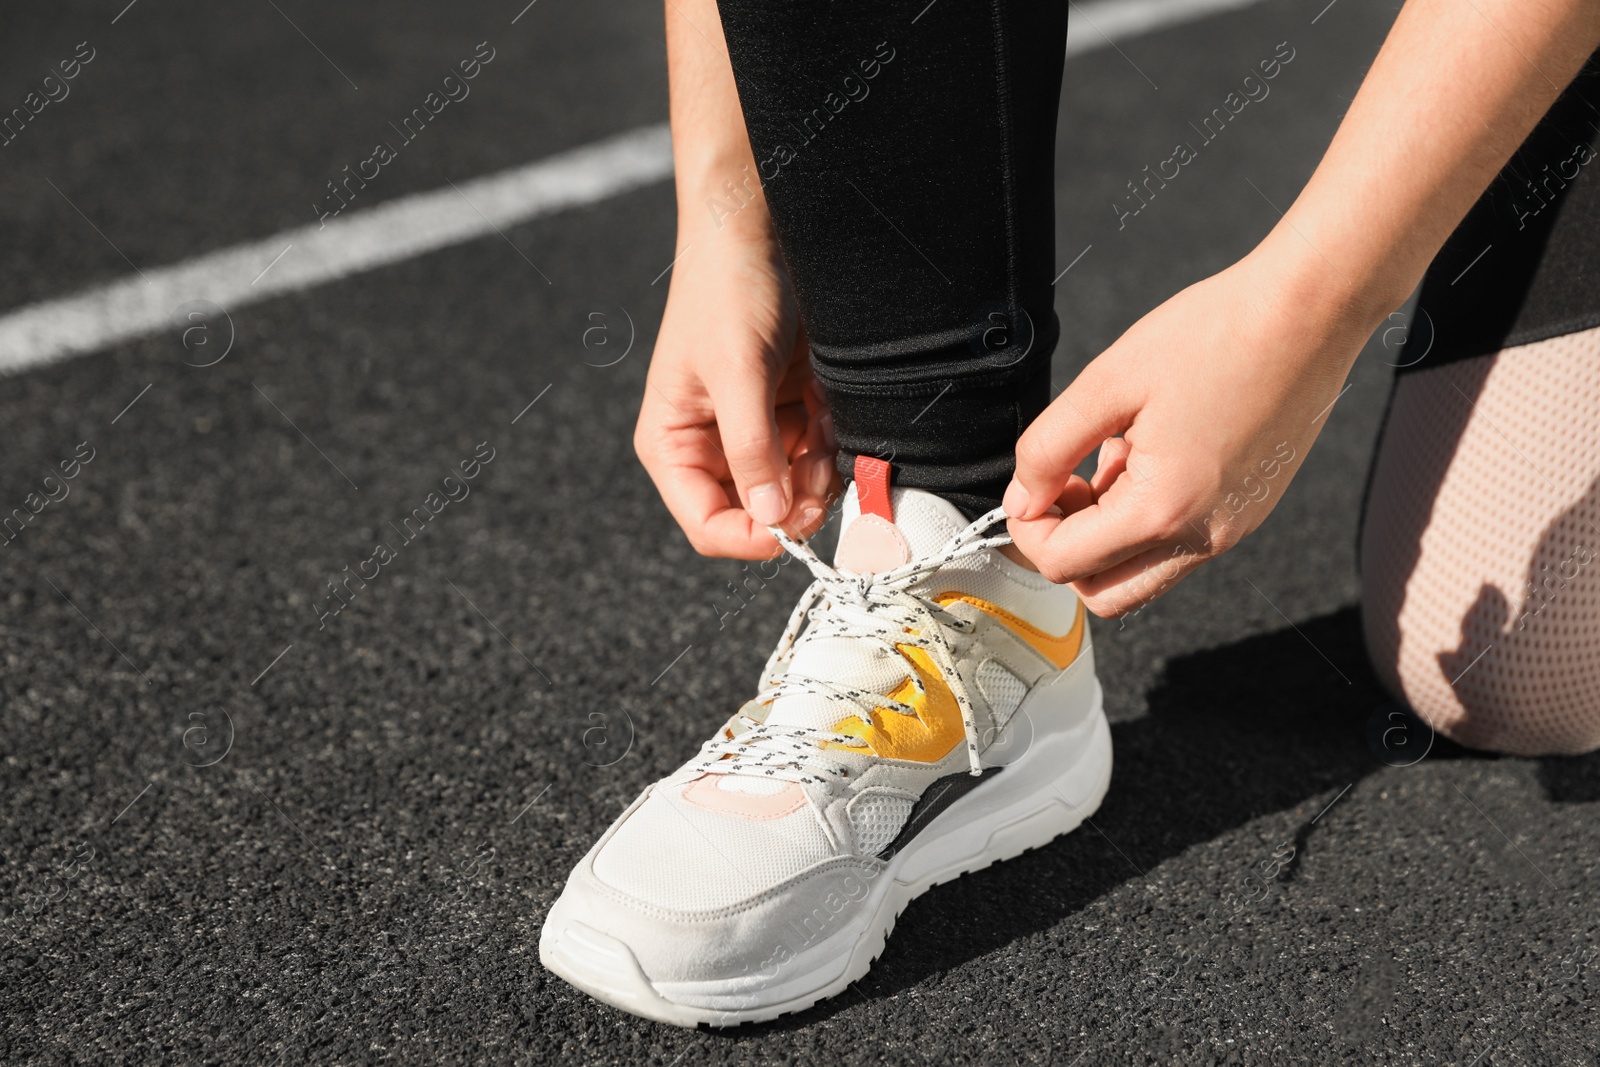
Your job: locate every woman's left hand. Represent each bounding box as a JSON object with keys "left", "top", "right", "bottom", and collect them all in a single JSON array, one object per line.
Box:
[{"left": 1003, "top": 249, "right": 1384, "bottom": 617}]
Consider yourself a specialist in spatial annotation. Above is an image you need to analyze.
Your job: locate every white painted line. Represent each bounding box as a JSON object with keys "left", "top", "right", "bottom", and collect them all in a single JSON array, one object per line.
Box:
[
  {"left": 1068, "top": 0, "right": 1161, "bottom": 90},
  {"left": 251, "top": 243, "right": 295, "bottom": 286},
  {"left": 1066, "top": 0, "right": 1266, "bottom": 56},
  {"left": 0, "top": 0, "right": 1268, "bottom": 375},
  {"left": 0, "top": 124, "right": 674, "bottom": 374},
  {"left": 445, "top": 178, "right": 552, "bottom": 283}
]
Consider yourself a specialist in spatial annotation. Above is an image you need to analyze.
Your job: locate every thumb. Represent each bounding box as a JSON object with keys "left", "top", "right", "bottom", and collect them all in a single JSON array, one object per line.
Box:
[
  {"left": 1006, "top": 365, "right": 1139, "bottom": 521},
  {"left": 708, "top": 371, "right": 792, "bottom": 526}
]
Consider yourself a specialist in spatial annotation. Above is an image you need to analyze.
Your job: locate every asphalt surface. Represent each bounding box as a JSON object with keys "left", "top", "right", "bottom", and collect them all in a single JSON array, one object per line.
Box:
[{"left": 2, "top": 1, "right": 1597, "bottom": 1064}]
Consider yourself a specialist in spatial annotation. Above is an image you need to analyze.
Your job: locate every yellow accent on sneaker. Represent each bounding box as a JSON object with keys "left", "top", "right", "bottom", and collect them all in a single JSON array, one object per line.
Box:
[
  {"left": 827, "top": 645, "right": 966, "bottom": 763},
  {"left": 934, "top": 593, "right": 1086, "bottom": 669}
]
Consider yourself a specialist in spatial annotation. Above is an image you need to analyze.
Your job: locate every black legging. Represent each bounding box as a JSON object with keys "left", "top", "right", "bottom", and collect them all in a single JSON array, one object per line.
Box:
[
  {"left": 716, "top": 0, "right": 1071, "bottom": 516},
  {"left": 717, "top": 2, "right": 1600, "bottom": 515}
]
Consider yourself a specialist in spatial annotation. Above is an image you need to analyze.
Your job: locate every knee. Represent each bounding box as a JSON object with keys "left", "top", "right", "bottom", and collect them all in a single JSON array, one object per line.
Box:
[
  {"left": 1409, "top": 662, "right": 1600, "bottom": 757},
  {"left": 1363, "top": 592, "right": 1600, "bottom": 757}
]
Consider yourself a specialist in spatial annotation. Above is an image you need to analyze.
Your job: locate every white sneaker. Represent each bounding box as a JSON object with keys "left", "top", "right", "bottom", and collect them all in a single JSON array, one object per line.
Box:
[{"left": 540, "top": 462, "right": 1111, "bottom": 1027}]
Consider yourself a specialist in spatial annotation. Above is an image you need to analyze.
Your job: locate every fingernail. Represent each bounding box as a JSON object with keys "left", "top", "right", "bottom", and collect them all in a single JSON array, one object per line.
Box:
[
  {"left": 802, "top": 506, "right": 823, "bottom": 529},
  {"left": 748, "top": 481, "right": 788, "bottom": 525},
  {"left": 820, "top": 412, "right": 836, "bottom": 449},
  {"left": 1002, "top": 478, "right": 1031, "bottom": 519}
]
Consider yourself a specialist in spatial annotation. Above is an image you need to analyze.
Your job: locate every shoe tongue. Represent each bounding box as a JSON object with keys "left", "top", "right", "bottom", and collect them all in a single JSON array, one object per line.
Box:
[
  {"left": 833, "top": 479, "right": 970, "bottom": 573},
  {"left": 759, "top": 478, "right": 972, "bottom": 734}
]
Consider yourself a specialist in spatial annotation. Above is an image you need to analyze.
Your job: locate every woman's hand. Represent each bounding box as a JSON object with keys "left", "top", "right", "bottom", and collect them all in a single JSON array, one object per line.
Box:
[
  {"left": 637, "top": 0, "right": 839, "bottom": 559},
  {"left": 1003, "top": 0, "right": 1600, "bottom": 616},
  {"left": 1003, "top": 250, "right": 1381, "bottom": 617},
  {"left": 634, "top": 223, "right": 839, "bottom": 559}
]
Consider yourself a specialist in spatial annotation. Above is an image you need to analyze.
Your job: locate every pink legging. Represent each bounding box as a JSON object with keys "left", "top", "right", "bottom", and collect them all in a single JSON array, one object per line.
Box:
[{"left": 1361, "top": 324, "right": 1600, "bottom": 756}]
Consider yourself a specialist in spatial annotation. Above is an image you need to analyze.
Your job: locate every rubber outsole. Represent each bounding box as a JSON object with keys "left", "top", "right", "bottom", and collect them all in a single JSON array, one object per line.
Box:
[{"left": 540, "top": 688, "right": 1111, "bottom": 1029}]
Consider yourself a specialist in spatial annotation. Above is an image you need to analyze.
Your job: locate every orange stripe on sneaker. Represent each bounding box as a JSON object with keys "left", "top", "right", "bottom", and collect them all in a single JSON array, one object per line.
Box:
[
  {"left": 825, "top": 645, "right": 965, "bottom": 763},
  {"left": 821, "top": 599, "right": 1083, "bottom": 764},
  {"left": 935, "top": 593, "right": 1086, "bottom": 669}
]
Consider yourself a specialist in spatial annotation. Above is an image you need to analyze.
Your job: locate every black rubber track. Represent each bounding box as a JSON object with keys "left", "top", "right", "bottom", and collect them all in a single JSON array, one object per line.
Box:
[{"left": 2, "top": 1, "right": 1596, "bottom": 1064}]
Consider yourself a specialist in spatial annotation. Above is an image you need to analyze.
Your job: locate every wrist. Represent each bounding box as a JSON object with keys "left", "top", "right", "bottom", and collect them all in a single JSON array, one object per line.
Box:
[
  {"left": 1245, "top": 226, "right": 1413, "bottom": 347},
  {"left": 674, "top": 151, "right": 771, "bottom": 241}
]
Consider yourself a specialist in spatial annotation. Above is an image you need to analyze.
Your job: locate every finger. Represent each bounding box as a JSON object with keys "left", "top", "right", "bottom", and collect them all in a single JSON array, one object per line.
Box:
[
  {"left": 796, "top": 384, "right": 827, "bottom": 458},
  {"left": 655, "top": 460, "right": 783, "bottom": 559},
  {"left": 779, "top": 487, "right": 830, "bottom": 540},
  {"left": 637, "top": 411, "right": 782, "bottom": 559},
  {"left": 795, "top": 377, "right": 841, "bottom": 493},
  {"left": 781, "top": 397, "right": 842, "bottom": 538},
  {"left": 776, "top": 398, "right": 809, "bottom": 457},
  {"left": 706, "top": 370, "right": 793, "bottom": 527},
  {"left": 803, "top": 377, "right": 839, "bottom": 459},
  {"left": 1091, "top": 437, "right": 1131, "bottom": 499},
  {"left": 788, "top": 449, "right": 839, "bottom": 515},
  {"left": 771, "top": 333, "right": 814, "bottom": 459},
  {"left": 1070, "top": 541, "right": 1206, "bottom": 617},
  {"left": 1007, "top": 467, "right": 1179, "bottom": 584},
  {"left": 791, "top": 417, "right": 836, "bottom": 485},
  {"left": 1047, "top": 473, "right": 1095, "bottom": 518},
  {"left": 803, "top": 375, "right": 826, "bottom": 420},
  {"left": 1005, "top": 367, "right": 1139, "bottom": 521}
]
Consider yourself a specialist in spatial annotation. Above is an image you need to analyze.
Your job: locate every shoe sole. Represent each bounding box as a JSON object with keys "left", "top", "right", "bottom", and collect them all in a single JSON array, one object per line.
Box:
[
  {"left": 542, "top": 687, "right": 1112, "bottom": 1027},
  {"left": 541, "top": 676, "right": 1111, "bottom": 1029}
]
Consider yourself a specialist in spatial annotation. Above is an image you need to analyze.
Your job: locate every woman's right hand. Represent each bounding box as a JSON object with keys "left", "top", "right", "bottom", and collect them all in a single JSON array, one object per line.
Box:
[{"left": 634, "top": 222, "right": 840, "bottom": 559}]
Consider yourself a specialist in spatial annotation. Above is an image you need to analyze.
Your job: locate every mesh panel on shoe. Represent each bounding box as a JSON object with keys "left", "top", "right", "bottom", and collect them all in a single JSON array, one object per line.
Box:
[
  {"left": 846, "top": 791, "right": 915, "bottom": 856},
  {"left": 976, "top": 657, "right": 1027, "bottom": 730},
  {"left": 591, "top": 783, "right": 835, "bottom": 911},
  {"left": 1361, "top": 325, "right": 1600, "bottom": 755}
]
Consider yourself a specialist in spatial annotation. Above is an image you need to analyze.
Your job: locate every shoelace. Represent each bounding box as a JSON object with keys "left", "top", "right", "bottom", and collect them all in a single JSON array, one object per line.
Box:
[{"left": 690, "top": 506, "right": 1011, "bottom": 785}]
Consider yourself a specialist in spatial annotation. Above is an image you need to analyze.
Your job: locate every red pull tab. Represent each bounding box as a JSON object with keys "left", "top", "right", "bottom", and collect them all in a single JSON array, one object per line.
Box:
[{"left": 854, "top": 455, "right": 893, "bottom": 523}]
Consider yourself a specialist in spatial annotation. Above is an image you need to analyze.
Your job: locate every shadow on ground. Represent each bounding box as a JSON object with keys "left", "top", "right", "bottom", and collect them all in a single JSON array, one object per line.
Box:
[{"left": 724, "top": 604, "right": 1584, "bottom": 1036}]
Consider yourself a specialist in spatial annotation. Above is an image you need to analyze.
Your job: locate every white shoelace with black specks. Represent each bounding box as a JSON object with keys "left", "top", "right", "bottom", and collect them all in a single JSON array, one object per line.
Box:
[{"left": 689, "top": 507, "right": 1011, "bottom": 785}]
